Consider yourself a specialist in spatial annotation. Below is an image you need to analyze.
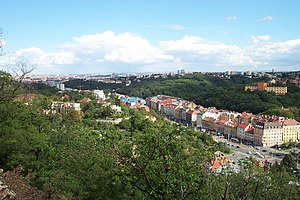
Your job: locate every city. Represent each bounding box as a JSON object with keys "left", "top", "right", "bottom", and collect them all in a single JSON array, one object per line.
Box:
[{"left": 1, "top": 0, "right": 300, "bottom": 199}]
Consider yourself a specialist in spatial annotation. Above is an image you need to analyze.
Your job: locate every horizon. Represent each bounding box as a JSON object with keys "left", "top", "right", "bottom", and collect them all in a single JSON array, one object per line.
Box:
[
  {"left": 25, "top": 69, "right": 300, "bottom": 76},
  {"left": 1, "top": 0, "right": 300, "bottom": 74}
]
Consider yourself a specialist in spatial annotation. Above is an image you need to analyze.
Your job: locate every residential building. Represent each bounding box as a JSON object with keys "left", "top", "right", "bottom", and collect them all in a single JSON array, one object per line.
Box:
[
  {"left": 254, "top": 120, "right": 283, "bottom": 147},
  {"left": 245, "top": 82, "right": 287, "bottom": 95},
  {"left": 245, "top": 128, "right": 254, "bottom": 144},
  {"left": 175, "top": 106, "right": 183, "bottom": 120},
  {"left": 217, "top": 120, "right": 229, "bottom": 134},
  {"left": 282, "top": 119, "right": 300, "bottom": 143},
  {"left": 110, "top": 105, "right": 122, "bottom": 113},
  {"left": 94, "top": 90, "right": 106, "bottom": 99},
  {"left": 186, "top": 109, "right": 200, "bottom": 126},
  {"left": 51, "top": 101, "right": 81, "bottom": 114},
  {"left": 237, "top": 123, "right": 250, "bottom": 142},
  {"left": 202, "top": 117, "right": 216, "bottom": 132},
  {"left": 56, "top": 83, "right": 65, "bottom": 91}
]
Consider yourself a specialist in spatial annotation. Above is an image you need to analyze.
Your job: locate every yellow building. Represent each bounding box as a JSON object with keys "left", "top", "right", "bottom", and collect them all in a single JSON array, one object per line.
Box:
[
  {"left": 244, "top": 85, "right": 258, "bottom": 91},
  {"left": 265, "top": 86, "right": 288, "bottom": 96},
  {"left": 282, "top": 119, "right": 300, "bottom": 143},
  {"left": 244, "top": 82, "right": 287, "bottom": 95}
]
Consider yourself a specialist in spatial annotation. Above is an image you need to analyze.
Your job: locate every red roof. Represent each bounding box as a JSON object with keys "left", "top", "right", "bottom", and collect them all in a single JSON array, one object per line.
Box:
[
  {"left": 238, "top": 123, "right": 249, "bottom": 129},
  {"left": 219, "top": 120, "right": 228, "bottom": 125},
  {"left": 283, "top": 119, "right": 300, "bottom": 126},
  {"left": 157, "top": 101, "right": 167, "bottom": 105},
  {"left": 246, "top": 128, "right": 254, "bottom": 134}
]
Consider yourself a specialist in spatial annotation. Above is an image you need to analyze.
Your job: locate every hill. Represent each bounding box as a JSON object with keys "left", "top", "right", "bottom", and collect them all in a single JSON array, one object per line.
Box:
[{"left": 65, "top": 74, "right": 300, "bottom": 120}]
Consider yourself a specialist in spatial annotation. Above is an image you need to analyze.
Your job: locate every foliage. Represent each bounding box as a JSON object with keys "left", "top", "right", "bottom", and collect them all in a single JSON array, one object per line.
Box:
[
  {"left": 1, "top": 78, "right": 300, "bottom": 199},
  {"left": 65, "top": 74, "right": 300, "bottom": 121}
]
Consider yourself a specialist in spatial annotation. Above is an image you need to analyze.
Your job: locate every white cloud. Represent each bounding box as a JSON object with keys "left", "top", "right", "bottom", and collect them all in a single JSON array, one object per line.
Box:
[
  {"left": 168, "top": 24, "right": 186, "bottom": 30},
  {"left": 2, "top": 30, "right": 300, "bottom": 73},
  {"left": 251, "top": 35, "right": 272, "bottom": 44},
  {"left": 160, "top": 35, "right": 253, "bottom": 66},
  {"left": 0, "top": 47, "right": 76, "bottom": 68},
  {"left": 62, "top": 31, "right": 174, "bottom": 64},
  {"left": 0, "top": 39, "right": 6, "bottom": 47},
  {"left": 247, "top": 36, "right": 300, "bottom": 66},
  {"left": 226, "top": 16, "right": 239, "bottom": 21},
  {"left": 258, "top": 16, "right": 274, "bottom": 22}
]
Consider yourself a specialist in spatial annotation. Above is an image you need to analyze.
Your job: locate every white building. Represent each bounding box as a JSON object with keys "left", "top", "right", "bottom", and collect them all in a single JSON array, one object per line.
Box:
[
  {"left": 94, "top": 90, "right": 106, "bottom": 99},
  {"left": 110, "top": 105, "right": 122, "bottom": 113},
  {"left": 56, "top": 83, "right": 65, "bottom": 91}
]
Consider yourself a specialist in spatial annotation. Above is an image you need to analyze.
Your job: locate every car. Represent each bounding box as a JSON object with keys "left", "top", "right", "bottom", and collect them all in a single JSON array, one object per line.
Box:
[
  {"left": 262, "top": 149, "right": 267, "bottom": 152},
  {"left": 258, "top": 154, "right": 264, "bottom": 158},
  {"left": 236, "top": 146, "right": 240, "bottom": 148},
  {"left": 248, "top": 151, "right": 252, "bottom": 154},
  {"left": 255, "top": 147, "right": 260, "bottom": 150}
]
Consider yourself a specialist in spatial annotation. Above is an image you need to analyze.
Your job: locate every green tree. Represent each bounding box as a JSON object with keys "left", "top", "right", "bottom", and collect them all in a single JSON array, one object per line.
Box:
[
  {"left": 281, "top": 154, "right": 297, "bottom": 174},
  {"left": 115, "top": 123, "right": 211, "bottom": 199}
]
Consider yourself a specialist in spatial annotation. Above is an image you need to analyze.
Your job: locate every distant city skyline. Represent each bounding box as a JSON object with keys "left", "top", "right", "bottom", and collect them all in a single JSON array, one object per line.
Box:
[{"left": 1, "top": 0, "right": 300, "bottom": 74}]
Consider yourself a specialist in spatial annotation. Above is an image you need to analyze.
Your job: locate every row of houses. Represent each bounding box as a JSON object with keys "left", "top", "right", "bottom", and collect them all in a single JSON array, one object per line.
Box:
[{"left": 146, "top": 95, "right": 300, "bottom": 147}]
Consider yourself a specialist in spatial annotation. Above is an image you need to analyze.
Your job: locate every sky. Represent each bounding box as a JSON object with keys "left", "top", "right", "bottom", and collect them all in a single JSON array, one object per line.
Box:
[{"left": 1, "top": 0, "right": 300, "bottom": 74}]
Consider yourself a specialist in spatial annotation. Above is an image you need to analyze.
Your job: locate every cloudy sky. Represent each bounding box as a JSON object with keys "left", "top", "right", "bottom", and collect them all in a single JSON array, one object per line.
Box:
[{"left": 1, "top": 0, "right": 300, "bottom": 74}]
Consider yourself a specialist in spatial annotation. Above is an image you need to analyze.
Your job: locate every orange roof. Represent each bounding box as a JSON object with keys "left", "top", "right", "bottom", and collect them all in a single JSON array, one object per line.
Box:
[
  {"left": 211, "top": 160, "right": 222, "bottom": 171},
  {"left": 203, "top": 117, "right": 215, "bottom": 122},
  {"left": 241, "top": 112, "right": 248, "bottom": 117},
  {"left": 80, "top": 97, "right": 91, "bottom": 103},
  {"left": 187, "top": 109, "right": 195, "bottom": 115}
]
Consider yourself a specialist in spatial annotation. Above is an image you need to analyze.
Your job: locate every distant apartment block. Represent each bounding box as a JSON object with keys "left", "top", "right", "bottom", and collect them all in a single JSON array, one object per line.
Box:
[
  {"left": 245, "top": 82, "right": 287, "bottom": 95},
  {"left": 56, "top": 83, "right": 65, "bottom": 91}
]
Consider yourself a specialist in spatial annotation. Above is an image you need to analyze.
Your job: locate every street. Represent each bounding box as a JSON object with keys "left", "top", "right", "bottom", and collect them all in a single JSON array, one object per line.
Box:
[{"left": 212, "top": 135, "right": 285, "bottom": 165}]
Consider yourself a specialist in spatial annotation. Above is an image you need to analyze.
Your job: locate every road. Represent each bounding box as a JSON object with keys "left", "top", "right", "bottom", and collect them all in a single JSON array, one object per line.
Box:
[{"left": 212, "top": 135, "right": 285, "bottom": 164}]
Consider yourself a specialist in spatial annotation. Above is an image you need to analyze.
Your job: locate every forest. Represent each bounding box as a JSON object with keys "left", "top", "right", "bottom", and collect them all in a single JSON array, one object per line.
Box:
[{"left": 1, "top": 71, "right": 300, "bottom": 199}]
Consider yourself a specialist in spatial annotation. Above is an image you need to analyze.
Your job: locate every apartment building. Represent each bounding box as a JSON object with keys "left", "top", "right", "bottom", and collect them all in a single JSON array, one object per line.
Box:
[
  {"left": 237, "top": 123, "right": 251, "bottom": 141},
  {"left": 254, "top": 120, "right": 283, "bottom": 147},
  {"left": 282, "top": 119, "right": 300, "bottom": 143},
  {"left": 245, "top": 82, "right": 287, "bottom": 95}
]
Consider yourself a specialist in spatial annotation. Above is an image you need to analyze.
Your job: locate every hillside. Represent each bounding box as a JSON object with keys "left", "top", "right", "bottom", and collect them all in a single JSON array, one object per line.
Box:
[
  {"left": 1, "top": 72, "right": 300, "bottom": 199},
  {"left": 65, "top": 74, "right": 300, "bottom": 120}
]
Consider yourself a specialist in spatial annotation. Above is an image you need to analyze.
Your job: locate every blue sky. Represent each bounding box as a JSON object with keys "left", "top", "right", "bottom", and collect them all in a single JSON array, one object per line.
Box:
[{"left": 1, "top": 0, "right": 300, "bottom": 74}]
